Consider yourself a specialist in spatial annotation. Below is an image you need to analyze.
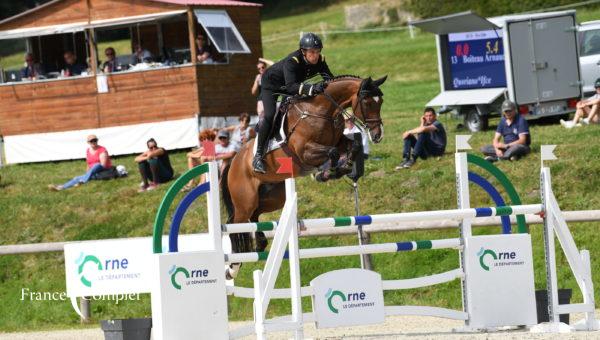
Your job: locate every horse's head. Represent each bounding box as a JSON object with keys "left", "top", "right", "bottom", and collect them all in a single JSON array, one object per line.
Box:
[{"left": 352, "top": 76, "right": 387, "bottom": 143}]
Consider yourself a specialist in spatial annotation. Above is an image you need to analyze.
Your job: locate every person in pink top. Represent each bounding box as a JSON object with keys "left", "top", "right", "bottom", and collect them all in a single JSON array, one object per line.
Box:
[{"left": 48, "top": 134, "right": 112, "bottom": 191}]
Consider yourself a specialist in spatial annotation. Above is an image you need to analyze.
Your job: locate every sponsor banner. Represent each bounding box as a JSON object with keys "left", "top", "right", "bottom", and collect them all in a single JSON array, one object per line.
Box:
[
  {"left": 311, "top": 269, "right": 385, "bottom": 329},
  {"left": 151, "top": 251, "right": 228, "bottom": 340},
  {"left": 465, "top": 234, "right": 537, "bottom": 328},
  {"left": 65, "top": 234, "right": 229, "bottom": 297}
]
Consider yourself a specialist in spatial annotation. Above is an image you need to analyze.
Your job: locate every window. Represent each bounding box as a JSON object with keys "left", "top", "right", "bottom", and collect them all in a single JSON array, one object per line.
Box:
[
  {"left": 194, "top": 9, "right": 250, "bottom": 54},
  {"left": 581, "top": 29, "right": 600, "bottom": 56}
]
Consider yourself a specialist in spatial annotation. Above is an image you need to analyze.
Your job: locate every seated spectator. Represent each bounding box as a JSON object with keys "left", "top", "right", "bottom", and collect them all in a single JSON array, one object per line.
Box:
[
  {"left": 480, "top": 100, "right": 531, "bottom": 162},
  {"left": 196, "top": 33, "right": 213, "bottom": 64},
  {"left": 222, "top": 113, "right": 255, "bottom": 150},
  {"left": 20, "top": 53, "right": 44, "bottom": 80},
  {"left": 134, "top": 43, "right": 153, "bottom": 64},
  {"left": 48, "top": 135, "right": 112, "bottom": 191},
  {"left": 102, "top": 47, "right": 119, "bottom": 73},
  {"left": 214, "top": 130, "right": 237, "bottom": 171},
  {"left": 62, "top": 51, "right": 86, "bottom": 76},
  {"left": 184, "top": 129, "right": 217, "bottom": 190},
  {"left": 135, "top": 138, "right": 174, "bottom": 192},
  {"left": 395, "top": 107, "right": 446, "bottom": 170},
  {"left": 561, "top": 78, "right": 600, "bottom": 128}
]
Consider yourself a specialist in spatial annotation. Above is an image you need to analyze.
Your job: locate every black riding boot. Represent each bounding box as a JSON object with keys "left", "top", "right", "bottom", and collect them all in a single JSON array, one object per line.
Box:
[{"left": 252, "top": 131, "right": 268, "bottom": 174}]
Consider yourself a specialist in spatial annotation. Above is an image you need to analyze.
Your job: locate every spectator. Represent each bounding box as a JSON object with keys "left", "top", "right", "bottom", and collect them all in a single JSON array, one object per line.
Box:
[
  {"left": 135, "top": 138, "right": 174, "bottom": 192},
  {"left": 344, "top": 118, "right": 369, "bottom": 160},
  {"left": 20, "top": 53, "right": 44, "bottom": 80},
  {"left": 184, "top": 129, "right": 217, "bottom": 190},
  {"left": 62, "top": 51, "right": 86, "bottom": 76},
  {"left": 196, "top": 33, "right": 213, "bottom": 64},
  {"left": 395, "top": 107, "right": 447, "bottom": 170},
  {"left": 48, "top": 135, "right": 112, "bottom": 191},
  {"left": 480, "top": 100, "right": 531, "bottom": 162},
  {"left": 215, "top": 130, "right": 237, "bottom": 171},
  {"left": 102, "top": 47, "right": 119, "bottom": 73},
  {"left": 252, "top": 60, "right": 267, "bottom": 118},
  {"left": 222, "top": 113, "right": 255, "bottom": 150},
  {"left": 561, "top": 78, "right": 600, "bottom": 128},
  {"left": 134, "top": 43, "right": 153, "bottom": 64}
]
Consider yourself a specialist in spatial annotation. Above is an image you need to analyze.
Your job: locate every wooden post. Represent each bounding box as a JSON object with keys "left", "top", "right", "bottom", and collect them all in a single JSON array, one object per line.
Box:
[
  {"left": 87, "top": 29, "right": 98, "bottom": 75},
  {"left": 188, "top": 7, "right": 197, "bottom": 64}
]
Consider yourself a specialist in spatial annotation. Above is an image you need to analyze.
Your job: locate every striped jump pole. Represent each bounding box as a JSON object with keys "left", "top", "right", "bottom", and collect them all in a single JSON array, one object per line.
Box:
[
  {"left": 225, "top": 238, "right": 461, "bottom": 264},
  {"left": 222, "top": 204, "right": 543, "bottom": 234}
]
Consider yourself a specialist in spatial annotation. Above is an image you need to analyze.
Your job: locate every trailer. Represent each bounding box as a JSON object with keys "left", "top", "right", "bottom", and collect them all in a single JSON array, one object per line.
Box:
[{"left": 412, "top": 11, "right": 582, "bottom": 131}]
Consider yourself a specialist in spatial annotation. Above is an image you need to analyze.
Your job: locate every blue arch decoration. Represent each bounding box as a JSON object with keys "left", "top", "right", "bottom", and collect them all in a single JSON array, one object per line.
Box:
[
  {"left": 468, "top": 172, "right": 511, "bottom": 234},
  {"left": 168, "top": 181, "right": 211, "bottom": 253}
]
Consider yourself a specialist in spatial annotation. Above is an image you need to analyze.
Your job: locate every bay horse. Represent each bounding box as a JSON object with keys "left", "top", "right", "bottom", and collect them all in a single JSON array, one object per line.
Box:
[{"left": 222, "top": 75, "right": 387, "bottom": 278}]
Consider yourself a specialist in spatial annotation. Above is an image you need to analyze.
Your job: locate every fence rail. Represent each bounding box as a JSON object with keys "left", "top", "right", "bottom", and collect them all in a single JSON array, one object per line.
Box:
[{"left": 1, "top": 210, "right": 599, "bottom": 256}]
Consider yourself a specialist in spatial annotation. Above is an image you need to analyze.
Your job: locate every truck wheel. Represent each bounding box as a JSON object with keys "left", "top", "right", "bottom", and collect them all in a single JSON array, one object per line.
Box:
[{"left": 465, "top": 108, "right": 489, "bottom": 132}]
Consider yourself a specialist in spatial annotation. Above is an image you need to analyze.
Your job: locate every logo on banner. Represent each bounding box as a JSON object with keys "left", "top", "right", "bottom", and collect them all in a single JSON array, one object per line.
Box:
[
  {"left": 75, "top": 252, "right": 137, "bottom": 287},
  {"left": 324, "top": 288, "right": 373, "bottom": 314},
  {"left": 477, "top": 247, "right": 524, "bottom": 271},
  {"left": 168, "top": 265, "right": 216, "bottom": 290}
]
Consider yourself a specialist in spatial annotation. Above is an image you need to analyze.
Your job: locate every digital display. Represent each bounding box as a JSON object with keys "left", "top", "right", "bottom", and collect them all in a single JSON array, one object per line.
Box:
[{"left": 447, "top": 30, "right": 507, "bottom": 90}]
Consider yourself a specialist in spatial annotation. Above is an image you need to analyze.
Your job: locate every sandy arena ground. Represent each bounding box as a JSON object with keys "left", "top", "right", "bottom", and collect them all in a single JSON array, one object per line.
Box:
[{"left": 2, "top": 313, "right": 600, "bottom": 340}]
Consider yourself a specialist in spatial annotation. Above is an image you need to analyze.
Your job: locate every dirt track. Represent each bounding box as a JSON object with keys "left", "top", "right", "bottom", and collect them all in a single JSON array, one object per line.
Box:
[{"left": 1, "top": 314, "right": 599, "bottom": 339}]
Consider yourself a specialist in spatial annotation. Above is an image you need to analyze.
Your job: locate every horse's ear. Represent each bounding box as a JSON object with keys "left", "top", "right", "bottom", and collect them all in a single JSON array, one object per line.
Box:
[
  {"left": 372, "top": 75, "right": 387, "bottom": 87},
  {"left": 361, "top": 77, "right": 373, "bottom": 91}
]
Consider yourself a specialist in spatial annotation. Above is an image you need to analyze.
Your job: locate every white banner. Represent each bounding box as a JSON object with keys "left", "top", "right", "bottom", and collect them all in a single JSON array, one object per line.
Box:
[
  {"left": 465, "top": 234, "right": 537, "bottom": 328},
  {"left": 4, "top": 117, "right": 198, "bottom": 164},
  {"left": 311, "top": 269, "right": 385, "bottom": 329},
  {"left": 64, "top": 234, "right": 228, "bottom": 298}
]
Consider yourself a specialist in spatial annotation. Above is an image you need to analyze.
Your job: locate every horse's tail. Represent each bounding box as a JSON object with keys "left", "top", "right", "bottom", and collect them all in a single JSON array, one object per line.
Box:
[
  {"left": 221, "top": 163, "right": 234, "bottom": 224},
  {"left": 220, "top": 162, "right": 254, "bottom": 254}
]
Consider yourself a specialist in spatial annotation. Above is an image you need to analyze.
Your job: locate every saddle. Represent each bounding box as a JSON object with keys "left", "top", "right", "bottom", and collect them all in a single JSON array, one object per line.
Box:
[{"left": 253, "top": 96, "right": 296, "bottom": 155}]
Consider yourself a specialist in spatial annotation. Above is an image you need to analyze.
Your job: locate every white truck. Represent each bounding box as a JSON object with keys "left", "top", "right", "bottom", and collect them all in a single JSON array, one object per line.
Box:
[{"left": 412, "top": 11, "right": 582, "bottom": 131}]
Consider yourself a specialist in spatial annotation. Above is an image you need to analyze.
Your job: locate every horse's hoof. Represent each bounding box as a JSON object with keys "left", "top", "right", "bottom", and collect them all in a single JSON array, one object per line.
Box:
[
  {"left": 255, "top": 232, "right": 269, "bottom": 252},
  {"left": 226, "top": 263, "right": 241, "bottom": 280}
]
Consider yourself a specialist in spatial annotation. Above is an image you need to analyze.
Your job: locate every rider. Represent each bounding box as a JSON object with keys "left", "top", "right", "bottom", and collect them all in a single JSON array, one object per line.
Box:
[{"left": 252, "top": 32, "right": 334, "bottom": 173}]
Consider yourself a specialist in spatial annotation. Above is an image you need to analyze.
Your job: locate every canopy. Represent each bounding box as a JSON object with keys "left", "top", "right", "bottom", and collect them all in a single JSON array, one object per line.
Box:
[
  {"left": 426, "top": 88, "right": 506, "bottom": 106},
  {"left": 410, "top": 11, "right": 499, "bottom": 35}
]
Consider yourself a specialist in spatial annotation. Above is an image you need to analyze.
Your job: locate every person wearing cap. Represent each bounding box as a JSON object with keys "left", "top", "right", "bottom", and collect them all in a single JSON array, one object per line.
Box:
[
  {"left": 48, "top": 135, "right": 112, "bottom": 191},
  {"left": 561, "top": 78, "right": 600, "bottom": 128},
  {"left": 252, "top": 32, "right": 334, "bottom": 174},
  {"left": 215, "top": 129, "right": 238, "bottom": 171},
  {"left": 480, "top": 100, "right": 531, "bottom": 162},
  {"left": 395, "top": 107, "right": 447, "bottom": 170},
  {"left": 135, "top": 138, "right": 174, "bottom": 192}
]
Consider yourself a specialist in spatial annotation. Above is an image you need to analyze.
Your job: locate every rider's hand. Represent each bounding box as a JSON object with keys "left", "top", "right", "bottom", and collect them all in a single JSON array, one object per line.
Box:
[{"left": 311, "top": 82, "right": 327, "bottom": 95}]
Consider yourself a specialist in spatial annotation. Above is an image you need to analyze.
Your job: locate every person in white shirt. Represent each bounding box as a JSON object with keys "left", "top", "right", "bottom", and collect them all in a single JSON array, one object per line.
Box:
[
  {"left": 561, "top": 78, "right": 600, "bottom": 128},
  {"left": 215, "top": 130, "right": 237, "bottom": 172},
  {"left": 343, "top": 119, "right": 369, "bottom": 160}
]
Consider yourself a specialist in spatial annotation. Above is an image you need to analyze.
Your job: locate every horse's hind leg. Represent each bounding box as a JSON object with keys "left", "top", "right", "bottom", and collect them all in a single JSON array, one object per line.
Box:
[{"left": 252, "top": 182, "right": 286, "bottom": 252}]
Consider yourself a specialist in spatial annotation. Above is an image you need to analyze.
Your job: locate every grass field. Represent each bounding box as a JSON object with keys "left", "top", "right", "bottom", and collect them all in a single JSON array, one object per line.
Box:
[{"left": 1, "top": 2, "right": 600, "bottom": 332}]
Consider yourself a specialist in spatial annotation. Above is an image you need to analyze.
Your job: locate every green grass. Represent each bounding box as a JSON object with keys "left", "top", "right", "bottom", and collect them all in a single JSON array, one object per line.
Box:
[{"left": 1, "top": 2, "right": 600, "bottom": 333}]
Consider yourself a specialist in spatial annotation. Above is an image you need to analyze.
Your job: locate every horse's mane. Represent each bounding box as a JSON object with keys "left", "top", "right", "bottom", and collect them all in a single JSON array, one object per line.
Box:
[{"left": 324, "top": 74, "right": 362, "bottom": 84}]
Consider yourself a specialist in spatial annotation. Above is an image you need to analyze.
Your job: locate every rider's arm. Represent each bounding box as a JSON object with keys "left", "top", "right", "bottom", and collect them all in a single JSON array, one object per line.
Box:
[{"left": 283, "top": 57, "right": 303, "bottom": 95}]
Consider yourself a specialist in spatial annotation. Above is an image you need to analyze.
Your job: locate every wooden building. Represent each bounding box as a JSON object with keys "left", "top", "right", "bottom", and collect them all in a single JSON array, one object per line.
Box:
[{"left": 0, "top": 0, "right": 262, "bottom": 164}]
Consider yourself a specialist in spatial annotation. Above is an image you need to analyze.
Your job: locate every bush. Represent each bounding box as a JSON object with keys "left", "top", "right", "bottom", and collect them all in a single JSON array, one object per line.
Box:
[{"left": 405, "top": 0, "right": 595, "bottom": 19}]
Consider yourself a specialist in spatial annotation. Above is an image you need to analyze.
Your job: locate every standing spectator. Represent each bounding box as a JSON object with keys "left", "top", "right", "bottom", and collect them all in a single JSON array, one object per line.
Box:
[
  {"left": 395, "top": 107, "right": 447, "bottom": 170},
  {"left": 102, "top": 47, "right": 119, "bottom": 73},
  {"left": 134, "top": 43, "right": 153, "bottom": 64},
  {"left": 222, "top": 113, "right": 255, "bottom": 151},
  {"left": 480, "top": 100, "right": 531, "bottom": 162},
  {"left": 561, "top": 78, "right": 600, "bottom": 128},
  {"left": 62, "top": 51, "right": 86, "bottom": 76},
  {"left": 48, "top": 135, "right": 112, "bottom": 191},
  {"left": 196, "top": 33, "right": 213, "bottom": 64},
  {"left": 135, "top": 138, "right": 174, "bottom": 192},
  {"left": 20, "top": 53, "right": 44, "bottom": 80},
  {"left": 252, "top": 60, "right": 268, "bottom": 118},
  {"left": 344, "top": 118, "right": 369, "bottom": 160}
]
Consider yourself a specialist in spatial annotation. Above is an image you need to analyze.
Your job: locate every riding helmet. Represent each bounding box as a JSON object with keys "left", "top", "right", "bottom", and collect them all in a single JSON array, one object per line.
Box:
[{"left": 299, "top": 32, "right": 323, "bottom": 50}]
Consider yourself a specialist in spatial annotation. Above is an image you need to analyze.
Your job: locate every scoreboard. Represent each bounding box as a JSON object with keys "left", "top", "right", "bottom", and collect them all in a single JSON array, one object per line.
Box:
[{"left": 447, "top": 30, "right": 507, "bottom": 90}]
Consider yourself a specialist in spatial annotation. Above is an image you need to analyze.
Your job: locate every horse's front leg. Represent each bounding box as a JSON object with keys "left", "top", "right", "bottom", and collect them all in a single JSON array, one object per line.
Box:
[{"left": 302, "top": 141, "right": 338, "bottom": 167}]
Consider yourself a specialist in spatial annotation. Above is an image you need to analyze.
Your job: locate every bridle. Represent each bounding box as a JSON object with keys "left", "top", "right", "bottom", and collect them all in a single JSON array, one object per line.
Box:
[{"left": 321, "top": 85, "right": 383, "bottom": 135}]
